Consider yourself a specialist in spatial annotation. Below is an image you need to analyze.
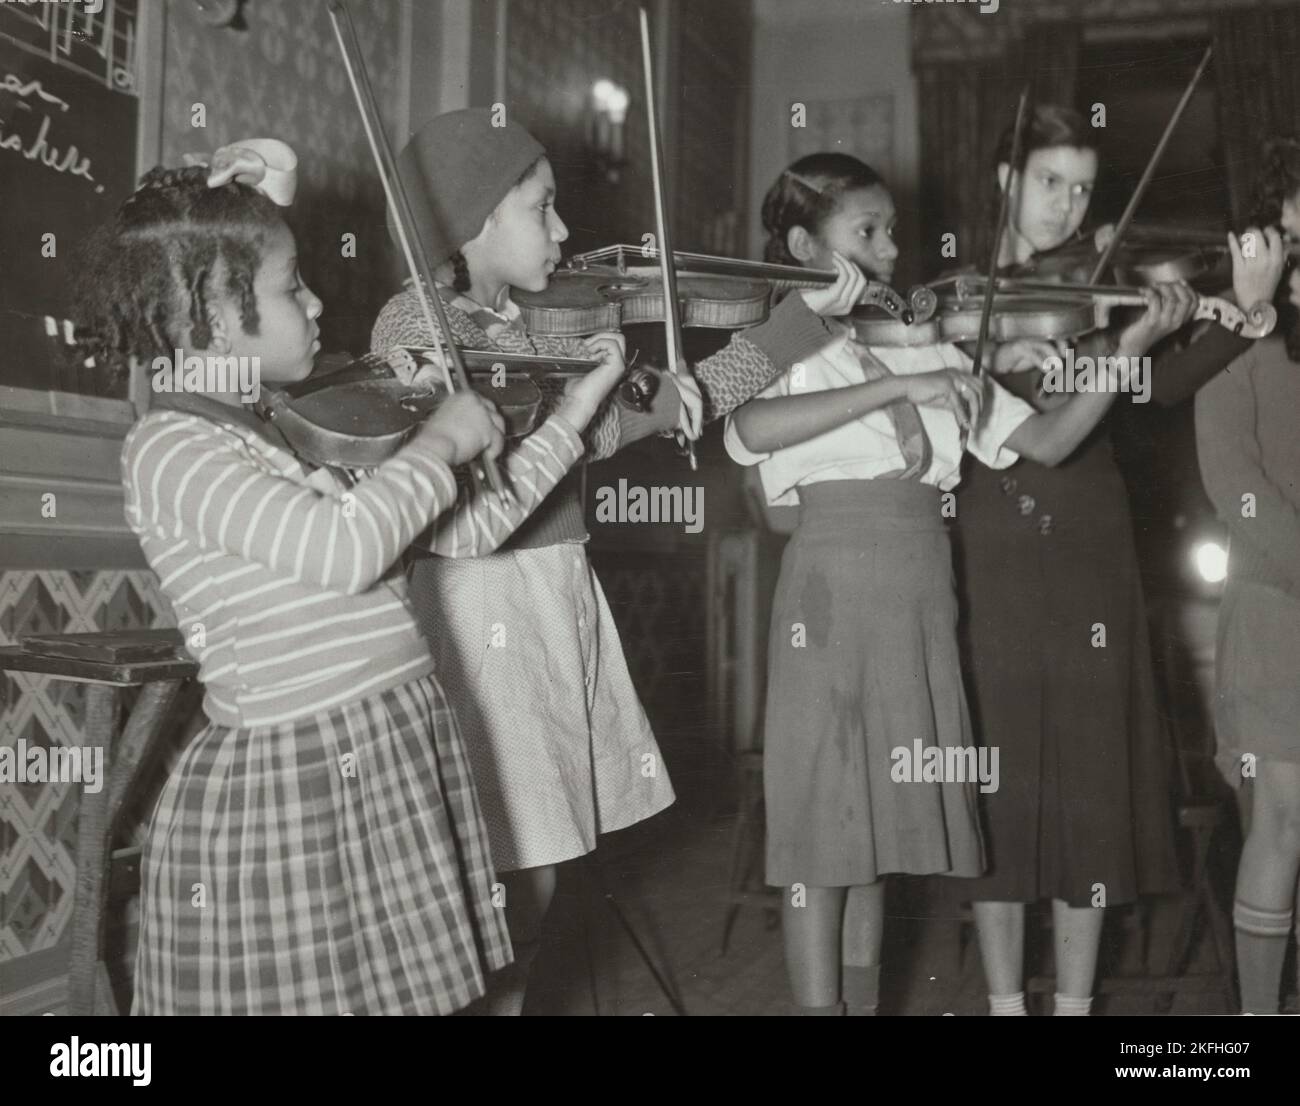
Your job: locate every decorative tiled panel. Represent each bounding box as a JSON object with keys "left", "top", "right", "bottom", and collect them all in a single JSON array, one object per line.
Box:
[
  {"left": 159, "top": 0, "right": 406, "bottom": 357},
  {"left": 0, "top": 570, "right": 173, "bottom": 960}
]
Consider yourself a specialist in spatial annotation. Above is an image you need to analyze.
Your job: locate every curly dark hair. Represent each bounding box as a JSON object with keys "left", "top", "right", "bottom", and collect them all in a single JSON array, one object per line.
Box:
[
  {"left": 1249, "top": 138, "right": 1300, "bottom": 227},
  {"left": 1248, "top": 138, "right": 1300, "bottom": 361},
  {"left": 761, "top": 153, "right": 885, "bottom": 266},
  {"left": 74, "top": 164, "right": 288, "bottom": 383}
]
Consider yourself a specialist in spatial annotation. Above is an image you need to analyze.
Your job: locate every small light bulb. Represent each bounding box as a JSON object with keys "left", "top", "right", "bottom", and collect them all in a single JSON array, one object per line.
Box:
[{"left": 1193, "top": 540, "right": 1228, "bottom": 584}]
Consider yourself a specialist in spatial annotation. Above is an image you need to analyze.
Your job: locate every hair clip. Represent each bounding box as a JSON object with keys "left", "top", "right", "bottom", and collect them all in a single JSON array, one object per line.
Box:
[{"left": 783, "top": 169, "right": 825, "bottom": 195}]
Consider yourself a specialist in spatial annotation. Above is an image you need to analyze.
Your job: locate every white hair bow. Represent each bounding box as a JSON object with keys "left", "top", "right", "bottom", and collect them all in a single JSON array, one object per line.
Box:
[{"left": 182, "top": 137, "right": 298, "bottom": 206}]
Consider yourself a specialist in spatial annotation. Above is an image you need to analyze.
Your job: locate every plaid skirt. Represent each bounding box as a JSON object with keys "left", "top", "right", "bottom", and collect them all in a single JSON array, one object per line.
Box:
[{"left": 132, "top": 675, "right": 511, "bottom": 1015}]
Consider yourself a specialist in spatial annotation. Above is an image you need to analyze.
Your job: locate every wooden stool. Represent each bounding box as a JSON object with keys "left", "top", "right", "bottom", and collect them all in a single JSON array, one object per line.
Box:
[{"left": 1, "top": 640, "right": 198, "bottom": 1015}]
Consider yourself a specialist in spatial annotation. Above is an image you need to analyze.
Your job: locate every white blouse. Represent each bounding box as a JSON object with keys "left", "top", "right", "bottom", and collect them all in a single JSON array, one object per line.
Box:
[{"left": 724, "top": 329, "right": 1036, "bottom": 506}]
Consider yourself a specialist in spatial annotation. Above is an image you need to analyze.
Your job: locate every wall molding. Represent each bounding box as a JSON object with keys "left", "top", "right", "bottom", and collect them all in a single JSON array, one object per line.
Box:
[{"left": 0, "top": 388, "right": 139, "bottom": 569}]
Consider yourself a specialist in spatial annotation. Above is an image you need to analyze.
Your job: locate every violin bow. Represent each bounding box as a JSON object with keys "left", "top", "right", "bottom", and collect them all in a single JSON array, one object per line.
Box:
[
  {"left": 327, "top": 1, "right": 505, "bottom": 495},
  {"left": 972, "top": 86, "right": 1030, "bottom": 385},
  {"left": 1089, "top": 45, "right": 1213, "bottom": 284},
  {"left": 639, "top": 5, "right": 698, "bottom": 471}
]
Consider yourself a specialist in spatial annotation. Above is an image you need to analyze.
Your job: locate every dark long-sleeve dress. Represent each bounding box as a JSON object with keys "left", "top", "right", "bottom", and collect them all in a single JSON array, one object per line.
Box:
[{"left": 953, "top": 325, "right": 1251, "bottom": 906}]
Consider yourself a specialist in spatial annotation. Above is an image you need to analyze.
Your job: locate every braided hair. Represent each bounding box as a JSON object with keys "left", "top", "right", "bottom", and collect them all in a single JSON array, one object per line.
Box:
[
  {"left": 74, "top": 165, "right": 286, "bottom": 384},
  {"left": 761, "top": 153, "right": 884, "bottom": 266},
  {"left": 1248, "top": 138, "right": 1300, "bottom": 361},
  {"left": 448, "top": 249, "right": 472, "bottom": 294}
]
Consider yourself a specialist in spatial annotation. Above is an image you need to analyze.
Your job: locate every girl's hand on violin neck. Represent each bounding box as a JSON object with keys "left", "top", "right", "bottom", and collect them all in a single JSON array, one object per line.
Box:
[
  {"left": 557, "top": 330, "right": 627, "bottom": 431},
  {"left": 1229, "top": 225, "right": 1285, "bottom": 310},
  {"left": 991, "top": 338, "right": 1062, "bottom": 375},
  {"left": 1093, "top": 223, "right": 1117, "bottom": 256},
  {"left": 902, "top": 369, "right": 984, "bottom": 432},
  {"left": 799, "top": 251, "right": 868, "bottom": 317},
  {"left": 414, "top": 391, "right": 506, "bottom": 468},
  {"left": 1118, "top": 280, "right": 1199, "bottom": 355}
]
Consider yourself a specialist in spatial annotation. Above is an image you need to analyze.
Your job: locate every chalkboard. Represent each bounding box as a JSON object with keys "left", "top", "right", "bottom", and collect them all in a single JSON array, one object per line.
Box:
[{"left": 0, "top": 1, "right": 143, "bottom": 398}]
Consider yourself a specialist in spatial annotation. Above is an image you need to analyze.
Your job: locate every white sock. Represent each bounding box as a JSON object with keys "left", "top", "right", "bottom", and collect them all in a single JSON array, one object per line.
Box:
[
  {"left": 1054, "top": 992, "right": 1092, "bottom": 1016},
  {"left": 989, "top": 991, "right": 1027, "bottom": 1016}
]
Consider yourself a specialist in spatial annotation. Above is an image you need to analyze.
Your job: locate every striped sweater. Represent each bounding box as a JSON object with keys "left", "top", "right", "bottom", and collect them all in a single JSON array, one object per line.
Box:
[{"left": 121, "top": 400, "right": 584, "bottom": 727}]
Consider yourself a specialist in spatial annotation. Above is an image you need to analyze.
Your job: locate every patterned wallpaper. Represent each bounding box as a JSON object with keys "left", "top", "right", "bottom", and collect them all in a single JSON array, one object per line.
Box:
[
  {"left": 505, "top": 0, "right": 654, "bottom": 253},
  {"left": 504, "top": 0, "right": 751, "bottom": 256},
  {"left": 161, "top": 0, "right": 406, "bottom": 356},
  {"left": 676, "top": 1, "right": 751, "bottom": 257}
]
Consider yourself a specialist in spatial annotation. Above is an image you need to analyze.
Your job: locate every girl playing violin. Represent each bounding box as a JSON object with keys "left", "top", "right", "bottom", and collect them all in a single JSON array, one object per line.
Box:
[
  {"left": 726, "top": 152, "right": 1196, "bottom": 1016},
  {"left": 955, "top": 104, "right": 1285, "bottom": 1016},
  {"left": 80, "top": 141, "right": 629, "bottom": 1014},
  {"left": 369, "top": 108, "right": 859, "bottom": 1015},
  {"left": 1196, "top": 137, "right": 1300, "bottom": 1015}
]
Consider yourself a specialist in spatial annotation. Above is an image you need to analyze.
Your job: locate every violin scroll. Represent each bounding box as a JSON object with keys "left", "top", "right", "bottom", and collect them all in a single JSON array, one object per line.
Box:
[
  {"left": 1237, "top": 299, "right": 1279, "bottom": 339},
  {"left": 908, "top": 285, "right": 938, "bottom": 324},
  {"left": 858, "top": 282, "right": 914, "bottom": 325}
]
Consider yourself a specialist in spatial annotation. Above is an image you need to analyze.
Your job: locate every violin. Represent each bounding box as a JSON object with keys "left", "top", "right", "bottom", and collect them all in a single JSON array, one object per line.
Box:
[
  {"left": 1011, "top": 233, "right": 1224, "bottom": 287},
  {"left": 951, "top": 275, "right": 1277, "bottom": 340},
  {"left": 514, "top": 244, "right": 929, "bottom": 336},
  {"left": 845, "top": 295, "right": 1099, "bottom": 349},
  {"left": 259, "top": 346, "right": 653, "bottom": 470},
  {"left": 261, "top": 356, "right": 539, "bottom": 470}
]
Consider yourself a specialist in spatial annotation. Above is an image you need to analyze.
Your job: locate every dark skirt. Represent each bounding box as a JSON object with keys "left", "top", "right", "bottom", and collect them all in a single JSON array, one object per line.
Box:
[
  {"left": 763, "top": 480, "right": 986, "bottom": 888},
  {"left": 133, "top": 676, "right": 511, "bottom": 1015},
  {"left": 952, "top": 433, "right": 1179, "bottom": 907}
]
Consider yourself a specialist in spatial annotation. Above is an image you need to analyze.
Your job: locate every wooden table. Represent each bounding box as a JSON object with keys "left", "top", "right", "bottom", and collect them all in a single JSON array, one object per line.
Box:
[{"left": 0, "top": 644, "right": 198, "bottom": 1015}]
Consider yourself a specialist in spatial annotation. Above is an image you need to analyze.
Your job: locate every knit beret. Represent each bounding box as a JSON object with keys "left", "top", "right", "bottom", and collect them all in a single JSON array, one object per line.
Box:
[{"left": 393, "top": 108, "right": 546, "bottom": 268}]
